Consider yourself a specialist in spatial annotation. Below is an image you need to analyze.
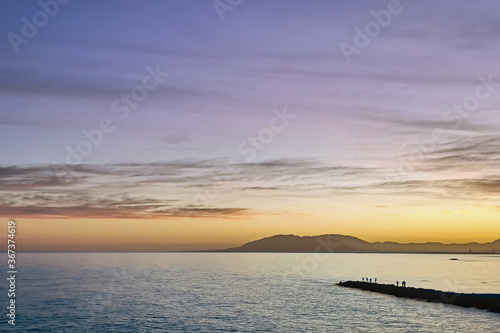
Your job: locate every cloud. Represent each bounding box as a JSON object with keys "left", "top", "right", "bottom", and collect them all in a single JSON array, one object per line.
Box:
[
  {"left": 0, "top": 165, "right": 82, "bottom": 189},
  {"left": 0, "top": 160, "right": 365, "bottom": 219},
  {"left": 241, "top": 186, "right": 282, "bottom": 191},
  {"left": 0, "top": 191, "right": 248, "bottom": 219},
  {"left": 0, "top": 116, "right": 41, "bottom": 127},
  {"left": 1, "top": 154, "right": 499, "bottom": 220},
  {"left": 0, "top": 205, "right": 250, "bottom": 219},
  {"left": 401, "top": 134, "right": 500, "bottom": 174},
  {"left": 151, "top": 207, "right": 250, "bottom": 219}
]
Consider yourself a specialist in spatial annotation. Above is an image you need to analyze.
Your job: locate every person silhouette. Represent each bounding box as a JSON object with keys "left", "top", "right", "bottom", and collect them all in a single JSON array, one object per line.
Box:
[
  {"left": 369, "top": 278, "right": 372, "bottom": 283},
  {"left": 375, "top": 278, "right": 377, "bottom": 283},
  {"left": 402, "top": 281, "right": 406, "bottom": 287},
  {"left": 396, "top": 281, "right": 399, "bottom": 286},
  {"left": 362, "top": 277, "right": 364, "bottom": 282}
]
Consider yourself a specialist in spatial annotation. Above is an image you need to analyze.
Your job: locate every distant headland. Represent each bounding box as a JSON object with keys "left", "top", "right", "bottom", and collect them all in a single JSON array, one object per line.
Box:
[{"left": 209, "top": 234, "right": 500, "bottom": 253}]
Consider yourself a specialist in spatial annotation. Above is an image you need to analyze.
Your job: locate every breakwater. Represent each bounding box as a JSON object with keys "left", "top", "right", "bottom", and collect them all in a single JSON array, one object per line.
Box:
[{"left": 337, "top": 281, "right": 500, "bottom": 312}]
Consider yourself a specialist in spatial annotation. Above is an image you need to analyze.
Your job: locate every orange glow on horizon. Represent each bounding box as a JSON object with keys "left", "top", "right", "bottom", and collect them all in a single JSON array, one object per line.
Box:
[{"left": 4, "top": 206, "right": 499, "bottom": 252}]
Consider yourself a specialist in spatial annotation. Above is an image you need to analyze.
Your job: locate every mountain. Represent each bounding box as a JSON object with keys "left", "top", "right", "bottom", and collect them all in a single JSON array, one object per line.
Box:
[{"left": 217, "top": 234, "right": 500, "bottom": 253}]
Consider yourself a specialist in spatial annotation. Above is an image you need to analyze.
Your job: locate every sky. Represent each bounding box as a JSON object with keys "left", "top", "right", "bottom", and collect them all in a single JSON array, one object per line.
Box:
[{"left": 0, "top": 0, "right": 499, "bottom": 251}]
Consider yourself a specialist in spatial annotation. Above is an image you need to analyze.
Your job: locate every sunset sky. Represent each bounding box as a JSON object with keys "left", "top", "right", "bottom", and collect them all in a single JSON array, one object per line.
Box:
[{"left": 1, "top": 0, "right": 499, "bottom": 251}]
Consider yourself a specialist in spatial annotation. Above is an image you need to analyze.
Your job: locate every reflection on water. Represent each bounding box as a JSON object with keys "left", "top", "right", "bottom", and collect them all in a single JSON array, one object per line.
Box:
[{"left": 1, "top": 253, "right": 498, "bottom": 332}]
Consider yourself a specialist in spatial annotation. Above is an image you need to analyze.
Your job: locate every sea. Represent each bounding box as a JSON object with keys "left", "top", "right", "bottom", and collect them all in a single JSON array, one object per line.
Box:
[{"left": 1, "top": 253, "right": 499, "bottom": 332}]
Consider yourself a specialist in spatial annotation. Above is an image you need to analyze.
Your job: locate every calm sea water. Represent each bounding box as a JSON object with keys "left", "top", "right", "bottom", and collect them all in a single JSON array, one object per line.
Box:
[{"left": 1, "top": 253, "right": 499, "bottom": 332}]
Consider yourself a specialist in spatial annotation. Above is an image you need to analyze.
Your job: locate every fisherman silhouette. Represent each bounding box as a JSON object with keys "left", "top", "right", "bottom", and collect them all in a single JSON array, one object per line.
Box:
[
  {"left": 369, "top": 278, "right": 372, "bottom": 283},
  {"left": 402, "top": 281, "right": 406, "bottom": 287},
  {"left": 362, "top": 277, "right": 364, "bottom": 282},
  {"left": 375, "top": 278, "right": 377, "bottom": 283},
  {"left": 396, "top": 281, "right": 399, "bottom": 286}
]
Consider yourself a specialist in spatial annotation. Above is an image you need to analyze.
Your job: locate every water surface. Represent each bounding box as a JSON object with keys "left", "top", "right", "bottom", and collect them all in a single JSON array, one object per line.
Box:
[{"left": 1, "top": 253, "right": 499, "bottom": 332}]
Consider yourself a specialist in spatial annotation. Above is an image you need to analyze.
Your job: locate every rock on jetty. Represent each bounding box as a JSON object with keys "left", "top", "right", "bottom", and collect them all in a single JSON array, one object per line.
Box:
[{"left": 337, "top": 281, "right": 500, "bottom": 313}]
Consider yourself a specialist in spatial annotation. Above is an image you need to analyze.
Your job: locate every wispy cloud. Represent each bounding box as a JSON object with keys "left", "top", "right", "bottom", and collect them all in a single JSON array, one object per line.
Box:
[
  {"left": 0, "top": 190, "right": 249, "bottom": 219},
  {"left": 1, "top": 155, "right": 499, "bottom": 220}
]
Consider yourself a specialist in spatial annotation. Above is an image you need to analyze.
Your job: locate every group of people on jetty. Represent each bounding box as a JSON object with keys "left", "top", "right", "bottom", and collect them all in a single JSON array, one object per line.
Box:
[
  {"left": 362, "top": 277, "right": 377, "bottom": 283},
  {"left": 362, "top": 277, "right": 407, "bottom": 287}
]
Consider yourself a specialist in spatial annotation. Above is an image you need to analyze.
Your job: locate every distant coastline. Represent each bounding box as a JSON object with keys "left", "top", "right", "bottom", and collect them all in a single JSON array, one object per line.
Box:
[
  {"left": 208, "top": 234, "right": 500, "bottom": 254},
  {"left": 7, "top": 234, "right": 500, "bottom": 253}
]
